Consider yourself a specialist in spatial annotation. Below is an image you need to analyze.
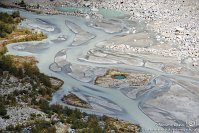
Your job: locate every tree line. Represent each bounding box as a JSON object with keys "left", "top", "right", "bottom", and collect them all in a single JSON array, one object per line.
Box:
[
  {"left": 0, "top": 11, "right": 21, "bottom": 38},
  {"left": 0, "top": 55, "right": 51, "bottom": 87}
]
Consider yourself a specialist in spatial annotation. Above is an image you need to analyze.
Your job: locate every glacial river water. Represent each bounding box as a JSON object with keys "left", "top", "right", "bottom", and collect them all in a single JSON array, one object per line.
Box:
[{"left": 1, "top": 7, "right": 188, "bottom": 133}]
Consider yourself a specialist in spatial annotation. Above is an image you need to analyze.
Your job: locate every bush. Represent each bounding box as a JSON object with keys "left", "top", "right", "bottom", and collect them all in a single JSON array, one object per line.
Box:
[
  {"left": 19, "top": 0, "right": 26, "bottom": 8},
  {"left": 11, "top": 11, "right": 20, "bottom": 18},
  {"left": 0, "top": 103, "right": 7, "bottom": 117},
  {"left": 31, "top": 120, "right": 56, "bottom": 133},
  {"left": 2, "top": 115, "right": 10, "bottom": 119},
  {"left": 0, "top": 12, "right": 20, "bottom": 38}
]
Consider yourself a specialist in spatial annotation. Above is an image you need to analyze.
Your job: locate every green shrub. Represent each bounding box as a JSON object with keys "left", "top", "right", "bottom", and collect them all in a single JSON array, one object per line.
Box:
[{"left": 0, "top": 103, "right": 7, "bottom": 117}]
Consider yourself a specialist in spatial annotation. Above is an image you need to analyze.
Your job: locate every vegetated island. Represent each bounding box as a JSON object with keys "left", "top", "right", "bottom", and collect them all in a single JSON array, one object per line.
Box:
[
  {"left": 95, "top": 69, "right": 152, "bottom": 88},
  {"left": 0, "top": 11, "right": 141, "bottom": 133},
  {"left": 62, "top": 93, "right": 92, "bottom": 109}
]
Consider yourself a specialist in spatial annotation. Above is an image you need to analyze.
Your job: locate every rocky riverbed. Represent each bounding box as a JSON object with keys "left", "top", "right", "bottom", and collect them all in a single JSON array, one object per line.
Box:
[{"left": 1, "top": 0, "right": 199, "bottom": 132}]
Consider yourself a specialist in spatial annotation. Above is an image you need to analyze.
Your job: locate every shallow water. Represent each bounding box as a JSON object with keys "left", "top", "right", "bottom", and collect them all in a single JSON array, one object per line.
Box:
[
  {"left": 56, "top": 7, "right": 91, "bottom": 13},
  {"left": 56, "top": 6, "right": 128, "bottom": 18},
  {"left": 2, "top": 7, "right": 193, "bottom": 133},
  {"left": 113, "top": 75, "right": 126, "bottom": 79}
]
